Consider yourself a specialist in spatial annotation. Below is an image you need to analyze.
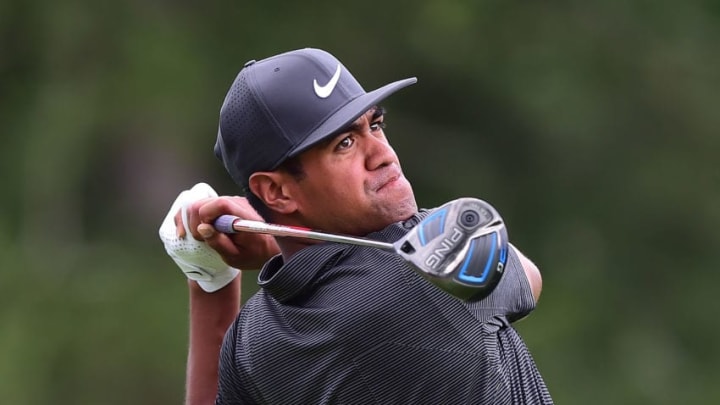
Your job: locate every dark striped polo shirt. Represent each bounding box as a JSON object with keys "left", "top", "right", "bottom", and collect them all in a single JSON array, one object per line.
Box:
[{"left": 216, "top": 210, "right": 552, "bottom": 404}]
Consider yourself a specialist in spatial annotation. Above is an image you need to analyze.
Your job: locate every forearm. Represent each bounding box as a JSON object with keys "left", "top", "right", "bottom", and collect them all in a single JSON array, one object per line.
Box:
[{"left": 185, "top": 276, "right": 242, "bottom": 405}]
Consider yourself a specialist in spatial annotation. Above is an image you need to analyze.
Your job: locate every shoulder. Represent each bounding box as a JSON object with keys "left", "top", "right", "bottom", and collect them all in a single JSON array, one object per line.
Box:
[{"left": 510, "top": 244, "right": 542, "bottom": 303}]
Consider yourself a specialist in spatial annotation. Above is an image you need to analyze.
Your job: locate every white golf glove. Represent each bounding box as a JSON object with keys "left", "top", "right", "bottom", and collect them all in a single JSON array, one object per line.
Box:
[{"left": 158, "top": 182, "right": 240, "bottom": 293}]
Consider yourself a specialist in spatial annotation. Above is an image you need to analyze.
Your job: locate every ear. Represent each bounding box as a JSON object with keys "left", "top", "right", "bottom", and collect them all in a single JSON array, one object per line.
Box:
[{"left": 248, "top": 172, "right": 298, "bottom": 215}]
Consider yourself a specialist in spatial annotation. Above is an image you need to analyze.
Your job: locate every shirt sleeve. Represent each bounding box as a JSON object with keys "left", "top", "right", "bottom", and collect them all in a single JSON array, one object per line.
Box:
[
  {"left": 215, "top": 315, "right": 259, "bottom": 405},
  {"left": 483, "top": 246, "right": 537, "bottom": 322}
]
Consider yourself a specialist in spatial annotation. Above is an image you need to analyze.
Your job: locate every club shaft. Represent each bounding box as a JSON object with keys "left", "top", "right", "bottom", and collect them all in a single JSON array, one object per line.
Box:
[{"left": 214, "top": 215, "right": 395, "bottom": 250}]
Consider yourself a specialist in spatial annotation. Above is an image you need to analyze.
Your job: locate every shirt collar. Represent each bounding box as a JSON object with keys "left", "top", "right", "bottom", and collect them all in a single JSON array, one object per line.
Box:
[{"left": 257, "top": 211, "right": 427, "bottom": 303}]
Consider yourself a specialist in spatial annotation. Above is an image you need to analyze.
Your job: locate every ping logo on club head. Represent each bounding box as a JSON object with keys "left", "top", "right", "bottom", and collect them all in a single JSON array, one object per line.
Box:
[{"left": 424, "top": 227, "right": 464, "bottom": 269}]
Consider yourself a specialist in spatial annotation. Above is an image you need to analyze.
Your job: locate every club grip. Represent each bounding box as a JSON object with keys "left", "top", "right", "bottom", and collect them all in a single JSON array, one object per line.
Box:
[{"left": 214, "top": 215, "right": 238, "bottom": 234}]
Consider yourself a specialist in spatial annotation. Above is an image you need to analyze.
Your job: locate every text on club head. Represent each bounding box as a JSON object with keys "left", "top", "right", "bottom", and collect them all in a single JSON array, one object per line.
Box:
[{"left": 425, "top": 227, "right": 464, "bottom": 270}]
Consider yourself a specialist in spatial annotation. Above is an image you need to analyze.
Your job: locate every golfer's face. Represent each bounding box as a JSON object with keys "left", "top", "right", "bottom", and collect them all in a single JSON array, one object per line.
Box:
[{"left": 287, "top": 108, "right": 417, "bottom": 236}]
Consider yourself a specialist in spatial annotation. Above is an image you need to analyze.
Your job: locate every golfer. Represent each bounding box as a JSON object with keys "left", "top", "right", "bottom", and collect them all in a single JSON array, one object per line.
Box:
[{"left": 160, "top": 48, "right": 552, "bottom": 404}]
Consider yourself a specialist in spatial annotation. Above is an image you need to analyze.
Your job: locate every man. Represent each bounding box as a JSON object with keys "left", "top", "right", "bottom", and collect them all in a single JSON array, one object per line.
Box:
[{"left": 159, "top": 48, "right": 551, "bottom": 404}]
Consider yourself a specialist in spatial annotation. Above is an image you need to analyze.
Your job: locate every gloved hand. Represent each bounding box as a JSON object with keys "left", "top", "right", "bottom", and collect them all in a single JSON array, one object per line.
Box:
[{"left": 159, "top": 183, "right": 240, "bottom": 293}]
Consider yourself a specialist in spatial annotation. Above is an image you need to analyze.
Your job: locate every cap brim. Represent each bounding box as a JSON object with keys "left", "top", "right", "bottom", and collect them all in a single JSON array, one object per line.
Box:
[{"left": 285, "top": 77, "right": 417, "bottom": 159}]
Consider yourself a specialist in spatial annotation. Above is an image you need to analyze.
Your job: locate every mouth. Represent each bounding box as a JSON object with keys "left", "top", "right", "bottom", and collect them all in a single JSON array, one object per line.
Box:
[
  {"left": 377, "top": 175, "right": 400, "bottom": 191},
  {"left": 373, "top": 166, "right": 403, "bottom": 192}
]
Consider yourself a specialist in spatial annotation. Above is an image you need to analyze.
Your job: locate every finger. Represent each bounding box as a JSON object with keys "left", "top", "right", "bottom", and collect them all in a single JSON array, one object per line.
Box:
[
  {"left": 198, "top": 196, "right": 263, "bottom": 224},
  {"left": 168, "top": 189, "right": 194, "bottom": 239},
  {"left": 182, "top": 203, "right": 191, "bottom": 237},
  {"left": 226, "top": 232, "right": 281, "bottom": 269},
  {"left": 197, "top": 223, "right": 217, "bottom": 240},
  {"left": 174, "top": 209, "right": 186, "bottom": 238},
  {"left": 186, "top": 199, "right": 217, "bottom": 241},
  {"left": 184, "top": 200, "right": 201, "bottom": 241},
  {"left": 197, "top": 197, "right": 236, "bottom": 224},
  {"left": 200, "top": 227, "right": 243, "bottom": 260}
]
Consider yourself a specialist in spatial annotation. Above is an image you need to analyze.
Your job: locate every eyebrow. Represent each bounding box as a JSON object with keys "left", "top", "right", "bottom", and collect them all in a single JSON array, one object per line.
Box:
[{"left": 338, "top": 106, "right": 386, "bottom": 134}]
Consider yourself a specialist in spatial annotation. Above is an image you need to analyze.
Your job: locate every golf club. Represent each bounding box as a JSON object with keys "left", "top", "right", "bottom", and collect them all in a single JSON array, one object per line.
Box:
[{"left": 214, "top": 198, "right": 509, "bottom": 301}]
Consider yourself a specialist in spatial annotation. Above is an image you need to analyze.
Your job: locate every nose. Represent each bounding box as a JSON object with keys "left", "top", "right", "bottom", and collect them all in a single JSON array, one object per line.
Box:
[{"left": 364, "top": 132, "right": 397, "bottom": 171}]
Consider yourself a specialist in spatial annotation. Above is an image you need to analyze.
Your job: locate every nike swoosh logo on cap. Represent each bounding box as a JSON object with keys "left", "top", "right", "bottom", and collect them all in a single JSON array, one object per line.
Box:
[{"left": 313, "top": 63, "right": 341, "bottom": 99}]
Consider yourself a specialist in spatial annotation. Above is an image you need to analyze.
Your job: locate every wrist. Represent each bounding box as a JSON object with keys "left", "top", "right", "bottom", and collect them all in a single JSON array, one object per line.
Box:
[
  {"left": 197, "top": 267, "right": 241, "bottom": 293},
  {"left": 187, "top": 268, "right": 241, "bottom": 293}
]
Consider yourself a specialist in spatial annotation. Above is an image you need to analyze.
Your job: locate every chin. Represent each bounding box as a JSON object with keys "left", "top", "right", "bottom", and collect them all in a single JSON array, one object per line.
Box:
[
  {"left": 382, "top": 192, "right": 418, "bottom": 223},
  {"left": 394, "top": 198, "right": 419, "bottom": 220},
  {"left": 396, "top": 182, "right": 418, "bottom": 213},
  {"left": 368, "top": 180, "right": 418, "bottom": 227}
]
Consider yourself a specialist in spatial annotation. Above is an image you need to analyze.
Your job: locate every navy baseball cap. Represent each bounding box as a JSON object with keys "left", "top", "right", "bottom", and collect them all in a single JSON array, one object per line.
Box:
[{"left": 214, "top": 48, "right": 417, "bottom": 190}]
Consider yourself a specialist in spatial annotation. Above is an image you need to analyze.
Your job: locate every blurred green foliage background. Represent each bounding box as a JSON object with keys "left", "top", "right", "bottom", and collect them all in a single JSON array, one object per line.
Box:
[{"left": 2, "top": 0, "right": 719, "bottom": 403}]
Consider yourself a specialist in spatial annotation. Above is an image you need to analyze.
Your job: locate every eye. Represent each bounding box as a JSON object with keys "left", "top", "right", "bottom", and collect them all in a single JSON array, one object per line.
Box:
[
  {"left": 370, "top": 120, "right": 386, "bottom": 132},
  {"left": 335, "top": 135, "right": 355, "bottom": 151}
]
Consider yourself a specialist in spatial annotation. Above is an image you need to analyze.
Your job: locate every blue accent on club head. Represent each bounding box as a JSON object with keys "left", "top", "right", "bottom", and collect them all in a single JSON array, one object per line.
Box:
[
  {"left": 458, "top": 232, "right": 497, "bottom": 285},
  {"left": 457, "top": 238, "right": 477, "bottom": 281},
  {"left": 419, "top": 208, "right": 447, "bottom": 246},
  {"left": 499, "top": 245, "right": 507, "bottom": 264}
]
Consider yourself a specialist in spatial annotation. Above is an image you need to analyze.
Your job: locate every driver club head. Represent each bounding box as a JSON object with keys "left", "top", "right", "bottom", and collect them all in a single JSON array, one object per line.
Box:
[{"left": 394, "top": 198, "right": 509, "bottom": 301}]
